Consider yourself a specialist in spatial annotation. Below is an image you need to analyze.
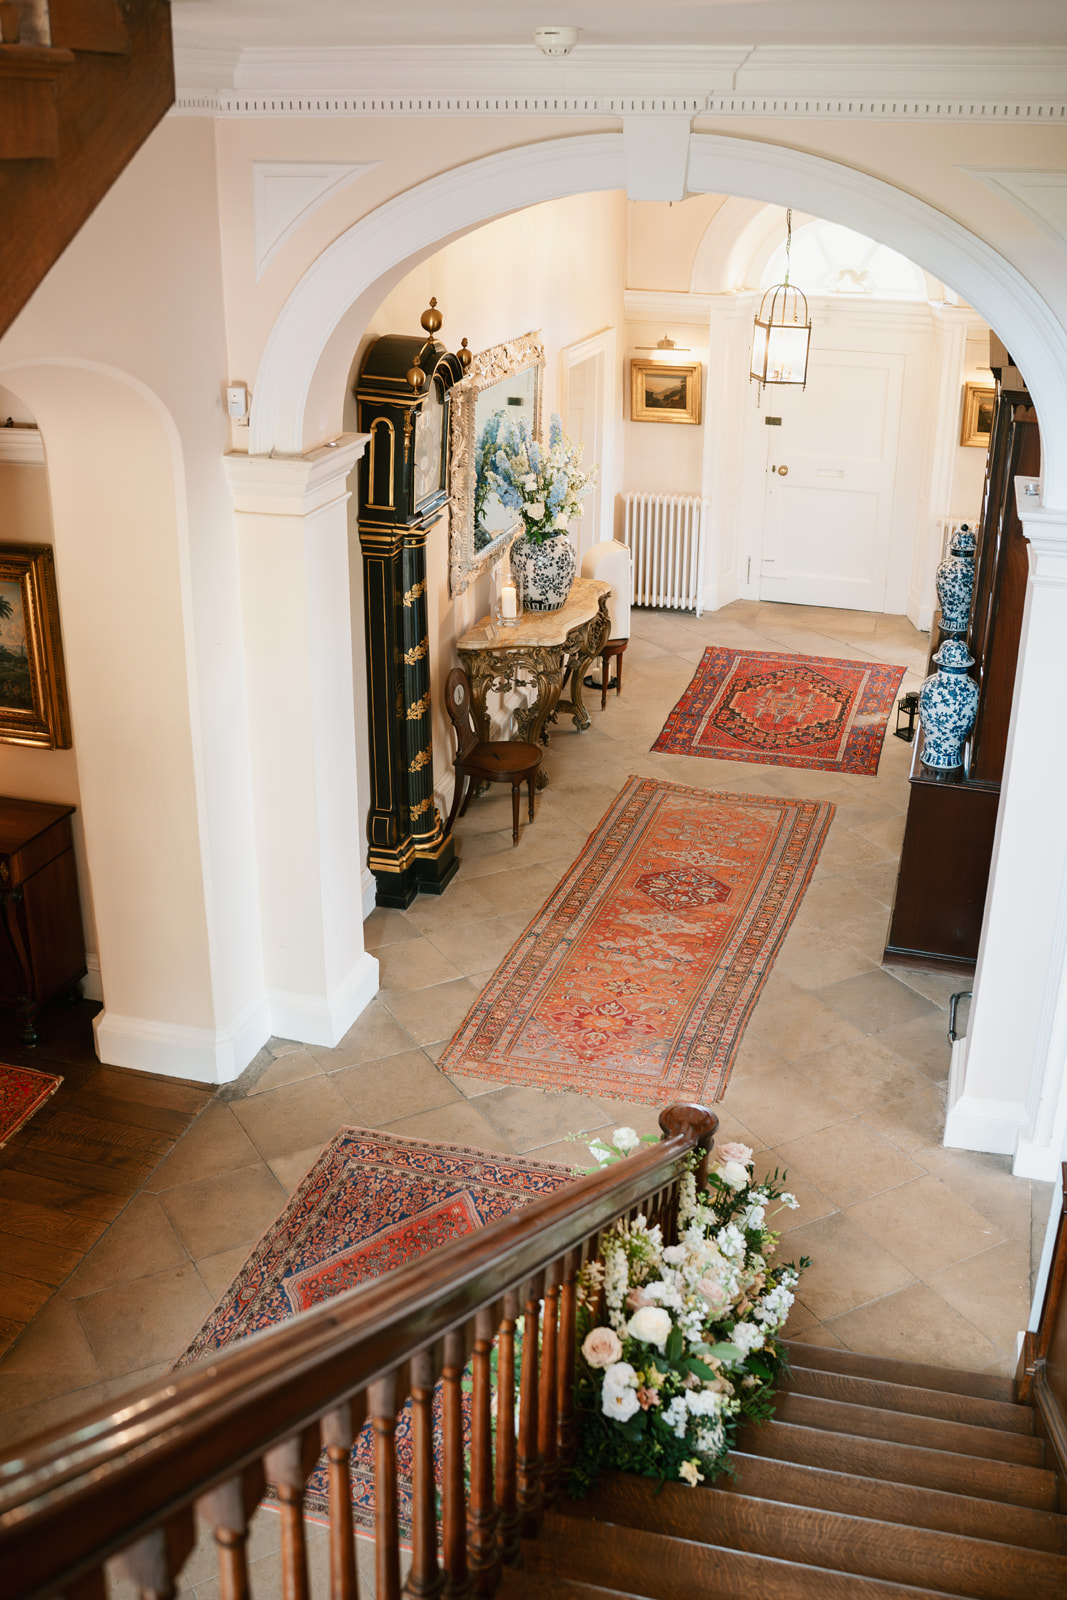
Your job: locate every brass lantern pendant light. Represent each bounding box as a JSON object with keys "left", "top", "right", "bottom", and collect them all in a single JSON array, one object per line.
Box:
[{"left": 750, "top": 209, "right": 812, "bottom": 394}]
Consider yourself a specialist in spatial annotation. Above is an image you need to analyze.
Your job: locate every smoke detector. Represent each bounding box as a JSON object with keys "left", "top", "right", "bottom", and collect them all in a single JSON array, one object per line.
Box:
[{"left": 534, "top": 25, "right": 579, "bottom": 56}]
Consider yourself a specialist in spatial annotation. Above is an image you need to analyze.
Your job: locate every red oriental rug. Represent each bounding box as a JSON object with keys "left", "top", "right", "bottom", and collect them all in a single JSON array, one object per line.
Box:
[
  {"left": 652, "top": 646, "right": 905, "bottom": 776},
  {"left": 438, "top": 775, "right": 833, "bottom": 1105},
  {"left": 179, "top": 1127, "right": 574, "bottom": 1532},
  {"left": 0, "top": 1063, "right": 62, "bottom": 1146}
]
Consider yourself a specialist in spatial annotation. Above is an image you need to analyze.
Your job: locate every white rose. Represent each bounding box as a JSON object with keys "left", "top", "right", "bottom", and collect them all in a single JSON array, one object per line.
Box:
[
  {"left": 730, "top": 1320, "right": 766, "bottom": 1355},
  {"left": 612, "top": 1126, "right": 640, "bottom": 1153},
  {"left": 627, "top": 1305, "right": 672, "bottom": 1349},
  {"left": 528, "top": 500, "right": 545, "bottom": 519},
  {"left": 602, "top": 1384, "right": 640, "bottom": 1422},
  {"left": 719, "top": 1160, "right": 749, "bottom": 1190},
  {"left": 602, "top": 1361, "right": 637, "bottom": 1394}
]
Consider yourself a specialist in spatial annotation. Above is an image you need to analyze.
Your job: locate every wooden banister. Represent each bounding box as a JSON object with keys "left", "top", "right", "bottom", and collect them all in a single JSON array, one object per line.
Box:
[{"left": 0, "top": 1103, "right": 717, "bottom": 1600}]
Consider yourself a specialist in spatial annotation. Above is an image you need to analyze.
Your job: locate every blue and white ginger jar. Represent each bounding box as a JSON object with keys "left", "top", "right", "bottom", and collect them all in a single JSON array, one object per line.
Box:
[
  {"left": 935, "top": 524, "right": 977, "bottom": 636},
  {"left": 918, "top": 638, "right": 979, "bottom": 770},
  {"left": 510, "top": 530, "right": 577, "bottom": 612}
]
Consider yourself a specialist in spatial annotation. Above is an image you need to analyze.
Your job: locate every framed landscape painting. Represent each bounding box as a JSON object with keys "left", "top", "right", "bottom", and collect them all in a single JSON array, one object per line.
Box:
[
  {"left": 0, "top": 545, "right": 71, "bottom": 748},
  {"left": 630, "top": 360, "right": 702, "bottom": 425},
  {"left": 960, "top": 382, "right": 995, "bottom": 448}
]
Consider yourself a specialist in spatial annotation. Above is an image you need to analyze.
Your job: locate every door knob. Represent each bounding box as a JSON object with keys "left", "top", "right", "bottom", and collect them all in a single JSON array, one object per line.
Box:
[{"left": 777, "top": 465, "right": 789, "bottom": 476}]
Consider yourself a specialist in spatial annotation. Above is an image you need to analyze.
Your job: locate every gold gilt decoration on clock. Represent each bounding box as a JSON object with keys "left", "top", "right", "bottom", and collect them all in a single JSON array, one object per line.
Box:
[
  {"left": 403, "top": 638, "right": 429, "bottom": 665},
  {"left": 409, "top": 797, "right": 434, "bottom": 820},
  {"left": 409, "top": 746, "right": 432, "bottom": 773},
  {"left": 407, "top": 691, "right": 431, "bottom": 721},
  {"left": 403, "top": 579, "right": 427, "bottom": 607}
]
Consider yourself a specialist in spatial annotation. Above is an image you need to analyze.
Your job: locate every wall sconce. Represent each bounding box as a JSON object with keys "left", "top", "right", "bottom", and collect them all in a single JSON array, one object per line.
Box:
[
  {"left": 750, "top": 209, "right": 812, "bottom": 394},
  {"left": 406, "top": 299, "right": 472, "bottom": 392},
  {"left": 634, "top": 335, "right": 692, "bottom": 355},
  {"left": 894, "top": 691, "right": 920, "bottom": 742}
]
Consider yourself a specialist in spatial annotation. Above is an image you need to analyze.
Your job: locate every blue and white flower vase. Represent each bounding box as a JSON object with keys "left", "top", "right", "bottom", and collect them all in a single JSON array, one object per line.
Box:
[
  {"left": 935, "top": 524, "right": 977, "bottom": 636},
  {"left": 918, "top": 638, "right": 979, "bottom": 770},
  {"left": 510, "top": 527, "right": 577, "bottom": 612}
]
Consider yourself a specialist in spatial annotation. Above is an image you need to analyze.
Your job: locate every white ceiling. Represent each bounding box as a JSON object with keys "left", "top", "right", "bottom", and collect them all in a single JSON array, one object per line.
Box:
[{"left": 170, "top": 0, "right": 1067, "bottom": 51}]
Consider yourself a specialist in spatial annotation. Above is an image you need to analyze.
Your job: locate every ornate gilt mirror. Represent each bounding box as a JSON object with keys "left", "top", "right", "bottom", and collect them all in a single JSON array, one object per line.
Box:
[{"left": 448, "top": 330, "right": 545, "bottom": 596}]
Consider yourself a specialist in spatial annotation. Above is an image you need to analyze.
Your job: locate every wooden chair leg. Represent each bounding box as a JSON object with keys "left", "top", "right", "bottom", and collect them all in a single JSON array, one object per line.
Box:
[
  {"left": 527, "top": 773, "right": 536, "bottom": 823},
  {"left": 446, "top": 770, "right": 465, "bottom": 835},
  {"left": 511, "top": 781, "right": 520, "bottom": 847},
  {"left": 458, "top": 774, "right": 476, "bottom": 819},
  {"left": 600, "top": 648, "right": 608, "bottom": 711},
  {"left": 615, "top": 648, "right": 624, "bottom": 697}
]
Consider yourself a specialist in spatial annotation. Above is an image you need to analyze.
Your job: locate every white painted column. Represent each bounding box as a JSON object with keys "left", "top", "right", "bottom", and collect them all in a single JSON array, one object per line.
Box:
[
  {"left": 701, "top": 291, "right": 759, "bottom": 610},
  {"left": 226, "top": 436, "right": 379, "bottom": 1046},
  {"left": 944, "top": 488, "right": 1067, "bottom": 1181},
  {"left": 908, "top": 304, "right": 969, "bottom": 631}
]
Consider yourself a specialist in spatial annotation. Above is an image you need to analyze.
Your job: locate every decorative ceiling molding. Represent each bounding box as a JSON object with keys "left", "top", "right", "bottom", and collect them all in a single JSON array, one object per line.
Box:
[
  {"left": 961, "top": 168, "right": 1067, "bottom": 250},
  {"left": 170, "top": 41, "right": 1067, "bottom": 120},
  {"left": 0, "top": 428, "right": 44, "bottom": 465},
  {"left": 253, "top": 160, "right": 379, "bottom": 280},
  {"left": 624, "top": 290, "right": 716, "bottom": 326}
]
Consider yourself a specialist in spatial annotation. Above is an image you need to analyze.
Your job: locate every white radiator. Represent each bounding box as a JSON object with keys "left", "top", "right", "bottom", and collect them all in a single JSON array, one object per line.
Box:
[
  {"left": 938, "top": 515, "right": 980, "bottom": 559},
  {"left": 624, "top": 493, "right": 711, "bottom": 617}
]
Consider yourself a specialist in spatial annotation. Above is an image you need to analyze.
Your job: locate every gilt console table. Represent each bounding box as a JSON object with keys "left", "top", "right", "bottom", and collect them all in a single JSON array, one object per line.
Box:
[{"left": 457, "top": 578, "right": 611, "bottom": 775}]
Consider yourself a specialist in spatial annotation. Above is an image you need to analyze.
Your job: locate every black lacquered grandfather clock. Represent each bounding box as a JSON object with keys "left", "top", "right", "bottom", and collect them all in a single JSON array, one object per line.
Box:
[{"left": 356, "top": 302, "right": 469, "bottom": 908}]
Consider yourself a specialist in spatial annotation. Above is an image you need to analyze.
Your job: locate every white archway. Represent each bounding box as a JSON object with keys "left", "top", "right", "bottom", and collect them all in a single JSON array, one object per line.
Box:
[{"left": 251, "top": 130, "right": 1067, "bottom": 511}]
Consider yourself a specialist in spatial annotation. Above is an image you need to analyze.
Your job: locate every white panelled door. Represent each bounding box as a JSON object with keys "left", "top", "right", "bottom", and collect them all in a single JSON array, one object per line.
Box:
[{"left": 758, "top": 348, "right": 905, "bottom": 611}]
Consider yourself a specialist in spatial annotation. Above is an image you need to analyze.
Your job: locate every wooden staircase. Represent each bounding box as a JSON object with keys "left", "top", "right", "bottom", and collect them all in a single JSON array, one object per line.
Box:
[
  {"left": 505, "top": 1340, "right": 1067, "bottom": 1600},
  {"left": 0, "top": 0, "right": 174, "bottom": 340}
]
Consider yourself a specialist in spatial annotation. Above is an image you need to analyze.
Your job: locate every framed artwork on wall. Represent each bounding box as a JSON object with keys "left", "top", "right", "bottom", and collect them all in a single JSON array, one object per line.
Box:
[
  {"left": 0, "top": 544, "right": 71, "bottom": 748},
  {"left": 630, "top": 360, "right": 702, "bottom": 425},
  {"left": 960, "top": 382, "right": 995, "bottom": 448}
]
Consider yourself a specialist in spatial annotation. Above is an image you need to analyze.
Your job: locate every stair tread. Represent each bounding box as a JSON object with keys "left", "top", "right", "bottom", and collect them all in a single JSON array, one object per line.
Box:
[
  {"left": 528, "top": 1513, "right": 979, "bottom": 1600},
  {"left": 563, "top": 1472, "right": 1067, "bottom": 1600},
  {"left": 774, "top": 1390, "right": 1045, "bottom": 1465},
  {"left": 782, "top": 1339, "right": 1016, "bottom": 1403},
  {"left": 739, "top": 1419, "right": 1058, "bottom": 1510},
  {"left": 727, "top": 1452, "right": 1067, "bottom": 1552},
  {"left": 786, "top": 1363, "right": 1035, "bottom": 1435},
  {"left": 501, "top": 1573, "right": 646, "bottom": 1600}
]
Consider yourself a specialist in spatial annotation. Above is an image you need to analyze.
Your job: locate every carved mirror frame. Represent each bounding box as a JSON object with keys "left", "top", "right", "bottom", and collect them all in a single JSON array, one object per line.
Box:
[{"left": 448, "top": 330, "right": 545, "bottom": 596}]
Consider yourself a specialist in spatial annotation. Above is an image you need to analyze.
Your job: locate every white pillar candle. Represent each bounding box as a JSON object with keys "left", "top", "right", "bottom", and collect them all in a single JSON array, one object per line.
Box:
[{"left": 501, "top": 582, "right": 518, "bottom": 619}]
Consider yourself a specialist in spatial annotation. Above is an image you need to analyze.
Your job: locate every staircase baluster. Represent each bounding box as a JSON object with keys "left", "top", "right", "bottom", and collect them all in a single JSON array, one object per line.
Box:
[
  {"left": 265, "top": 1433, "right": 319, "bottom": 1600},
  {"left": 441, "top": 1328, "right": 472, "bottom": 1599},
  {"left": 368, "top": 1374, "right": 403, "bottom": 1600},
  {"left": 538, "top": 1267, "right": 561, "bottom": 1506},
  {"left": 516, "top": 1273, "right": 544, "bottom": 1537},
  {"left": 322, "top": 1401, "right": 362, "bottom": 1600},
  {"left": 198, "top": 1471, "right": 262, "bottom": 1600},
  {"left": 468, "top": 1307, "right": 499, "bottom": 1596},
  {"left": 494, "top": 1291, "right": 520, "bottom": 1566},
  {"left": 403, "top": 1349, "right": 443, "bottom": 1600},
  {"left": 556, "top": 1249, "right": 580, "bottom": 1471},
  {"left": 109, "top": 1510, "right": 195, "bottom": 1600}
]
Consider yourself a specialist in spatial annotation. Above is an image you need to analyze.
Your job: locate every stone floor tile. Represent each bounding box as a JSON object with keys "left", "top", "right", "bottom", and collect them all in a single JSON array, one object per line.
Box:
[
  {"left": 74, "top": 1262, "right": 215, "bottom": 1380},
  {"left": 774, "top": 1120, "right": 923, "bottom": 1209},
  {"left": 863, "top": 1084, "right": 950, "bottom": 1163},
  {"left": 362, "top": 908, "right": 420, "bottom": 949},
  {"left": 792, "top": 1037, "right": 934, "bottom": 1112},
  {"left": 781, "top": 1212, "right": 915, "bottom": 1321},
  {"left": 63, "top": 1193, "right": 189, "bottom": 1298},
  {"left": 332, "top": 1050, "right": 464, "bottom": 1125},
  {"left": 157, "top": 1164, "right": 287, "bottom": 1259},
  {"left": 923, "top": 1147, "right": 1033, "bottom": 1241},
  {"left": 784, "top": 1324, "right": 848, "bottom": 1350},
  {"left": 747, "top": 991, "right": 869, "bottom": 1062},
  {"left": 195, "top": 1244, "right": 255, "bottom": 1303},
  {"left": 378, "top": 1099, "right": 516, "bottom": 1154},
  {"left": 927, "top": 1238, "right": 1031, "bottom": 1355},
  {"left": 424, "top": 913, "right": 528, "bottom": 977},
  {"left": 377, "top": 976, "right": 482, "bottom": 1047},
  {"left": 144, "top": 1101, "right": 259, "bottom": 1193},
  {"left": 472, "top": 1085, "right": 615, "bottom": 1153},
  {"left": 244, "top": 1046, "right": 325, "bottom": 1097},
  {"left": 816, "top": 968, "right": 937, "bottom": 1033},
  {"left": 764, "top": 1169, "right": 838, "bottom": 1235},
  {"left": 305, "top": 997, "right": 417, "bottom": 1069},
  {"left": 473, "top": 863, "right": 559, "bottom": 913},
  {"left": 846, "top": 1175, "right": 1005, "bottom": 1277},
  {"left": 373, "top": 937, "right": 465, "bottom": 993},
  {"left": 229, "top": 1075, "right": 352, "bottom": 1162},
  {"left": 267, "top": 1144, "right": 327, "bottom": 1196},
  {"left": 0, "top": 1296, "right": 102, "bottom": 1418},
  {"left": 825, "top": 1281, "right": 1000, "bottom": 1372},
  {"left": 720, "top": 1067, "right": 852, "bottom": 1148},
  {"left": 872, "top": 1010, "right": 954, "bottom": 1081},
  {"left": 771, "top": 926, "right": 876, "bottom": 991}
]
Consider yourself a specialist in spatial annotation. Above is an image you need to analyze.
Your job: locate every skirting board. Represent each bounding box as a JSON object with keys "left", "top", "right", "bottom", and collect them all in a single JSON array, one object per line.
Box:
[
  {"left": 94, "top": 993, "right": 272, "bottom": 1086},
  {"left": 943, "top": 1035, "right": 1029, "bottom": 1159},
  {"left": 266, "top": 948, "right": 380, "bottom": 1049}
]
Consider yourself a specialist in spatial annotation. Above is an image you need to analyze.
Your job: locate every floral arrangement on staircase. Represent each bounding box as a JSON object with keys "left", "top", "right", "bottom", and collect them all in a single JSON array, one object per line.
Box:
[{"left": 571, "top": 1131, "right": 808, "bottom": 1494}]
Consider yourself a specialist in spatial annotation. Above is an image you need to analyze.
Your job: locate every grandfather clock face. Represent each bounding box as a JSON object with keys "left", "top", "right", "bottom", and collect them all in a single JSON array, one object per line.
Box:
[{"left": 413, "top": 380, "right": 444, "bottom": 511}]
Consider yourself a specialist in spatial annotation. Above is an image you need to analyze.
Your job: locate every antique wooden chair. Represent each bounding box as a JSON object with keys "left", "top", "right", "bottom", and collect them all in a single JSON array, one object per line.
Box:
[{"left": 444, "top": 666, "right": 542, "bottom": 846}]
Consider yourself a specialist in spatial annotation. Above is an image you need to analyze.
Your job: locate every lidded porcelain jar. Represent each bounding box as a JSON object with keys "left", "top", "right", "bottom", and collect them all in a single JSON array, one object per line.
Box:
[
  {"left": 511, "top": 528, "right": 577, "bottom": 612},
  {"left": 935, "top": 524, "right": 977, "bottom": 636},
  {"left": 919, "top": 638, "right": 979, "bottom": 770}
]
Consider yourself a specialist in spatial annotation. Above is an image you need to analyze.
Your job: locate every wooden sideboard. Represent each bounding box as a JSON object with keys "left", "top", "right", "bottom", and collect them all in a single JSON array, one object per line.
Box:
[
  {"left": 883, "top": 351, "right": 1038, "bottom": 976},
  {"left": 0, "top": 796, "right": 86, "bottom": 1043}
]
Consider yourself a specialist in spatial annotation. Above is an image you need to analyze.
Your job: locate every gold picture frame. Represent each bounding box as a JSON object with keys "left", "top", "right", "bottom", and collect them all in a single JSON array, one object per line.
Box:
[
  {"left": 0, "top": 544, "right": 72, "bottom": 748},
  {"left": 960, "top": 382, "right": 995, "bottom": 448},
  {"left": 630, "top": 360, "right": 702, "bottom": 425}
]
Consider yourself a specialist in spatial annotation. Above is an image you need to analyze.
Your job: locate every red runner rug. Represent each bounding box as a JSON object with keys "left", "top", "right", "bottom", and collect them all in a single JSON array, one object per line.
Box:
[
  {"left": 652, "top": 646, "right": 905, "bottom": 776},
  {"left": 0, "top": 1063, "right": 62, "bottom": 1146},
  {"left": 179, "top": 1127, "right": 574, "bottom": 1531},
  {"left": 438, "top": 775, "right": 833, "bottom": 1105}
]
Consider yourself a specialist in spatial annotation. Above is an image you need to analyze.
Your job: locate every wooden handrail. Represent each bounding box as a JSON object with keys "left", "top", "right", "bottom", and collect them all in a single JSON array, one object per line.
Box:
[{"left": 0, "top": 1102, "right": 718, "bottom": 1600}]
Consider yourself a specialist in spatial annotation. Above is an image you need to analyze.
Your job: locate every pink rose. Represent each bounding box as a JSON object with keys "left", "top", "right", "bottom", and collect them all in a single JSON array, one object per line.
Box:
[
  {"left": 626, "top": 1288, "right": 655, "bottom": 1310},
  {"left": 582, "top": 1326, "right": 623, "bottom": 1368},
  {"left": 636, "top": 1386, "right": 660, "bottom": 1410},
  {"left": 717, "top": 1142, "right": 754, "bottom": 1167},
  {"left": 697, "top": 1277, "right": 728, "bottom": 1311}
]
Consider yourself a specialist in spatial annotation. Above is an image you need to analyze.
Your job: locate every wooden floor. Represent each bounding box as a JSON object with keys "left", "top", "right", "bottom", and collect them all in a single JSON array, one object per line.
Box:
[{"left": 0, "top": 1002, "right": 214, "bottom": 1358}]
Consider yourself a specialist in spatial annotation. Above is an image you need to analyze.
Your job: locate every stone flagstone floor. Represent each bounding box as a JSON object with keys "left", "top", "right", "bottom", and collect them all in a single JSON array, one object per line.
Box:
[{"left": 0, "top": 600, "right": 1053, "bottom": 1475}]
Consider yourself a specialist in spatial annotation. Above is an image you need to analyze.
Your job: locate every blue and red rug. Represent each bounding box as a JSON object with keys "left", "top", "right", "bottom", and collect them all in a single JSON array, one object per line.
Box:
[
  {"left": 652, "top": 647, "right": 905, "bottom": 777},
  {"left": 0, "top": 1063, "right": 62, "bottom": 1147},
  {"left": 179, "top": 1127, "right": 574, "bottom": 1529}
]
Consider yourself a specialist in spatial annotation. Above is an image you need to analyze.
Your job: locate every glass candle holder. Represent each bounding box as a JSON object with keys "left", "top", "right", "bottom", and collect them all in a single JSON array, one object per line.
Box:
[{"left": 492, "top": 559, "right": 523, "bottom": 628}]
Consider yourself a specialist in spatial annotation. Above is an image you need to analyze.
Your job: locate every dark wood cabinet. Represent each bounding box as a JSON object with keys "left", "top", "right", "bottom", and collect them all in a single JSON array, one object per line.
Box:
[
  {"left": 884, "top": 348, "right": 1035, "bottom": 976},
  {"left": 0, "top": 796, "right": 86, "bottom": 1042}
]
